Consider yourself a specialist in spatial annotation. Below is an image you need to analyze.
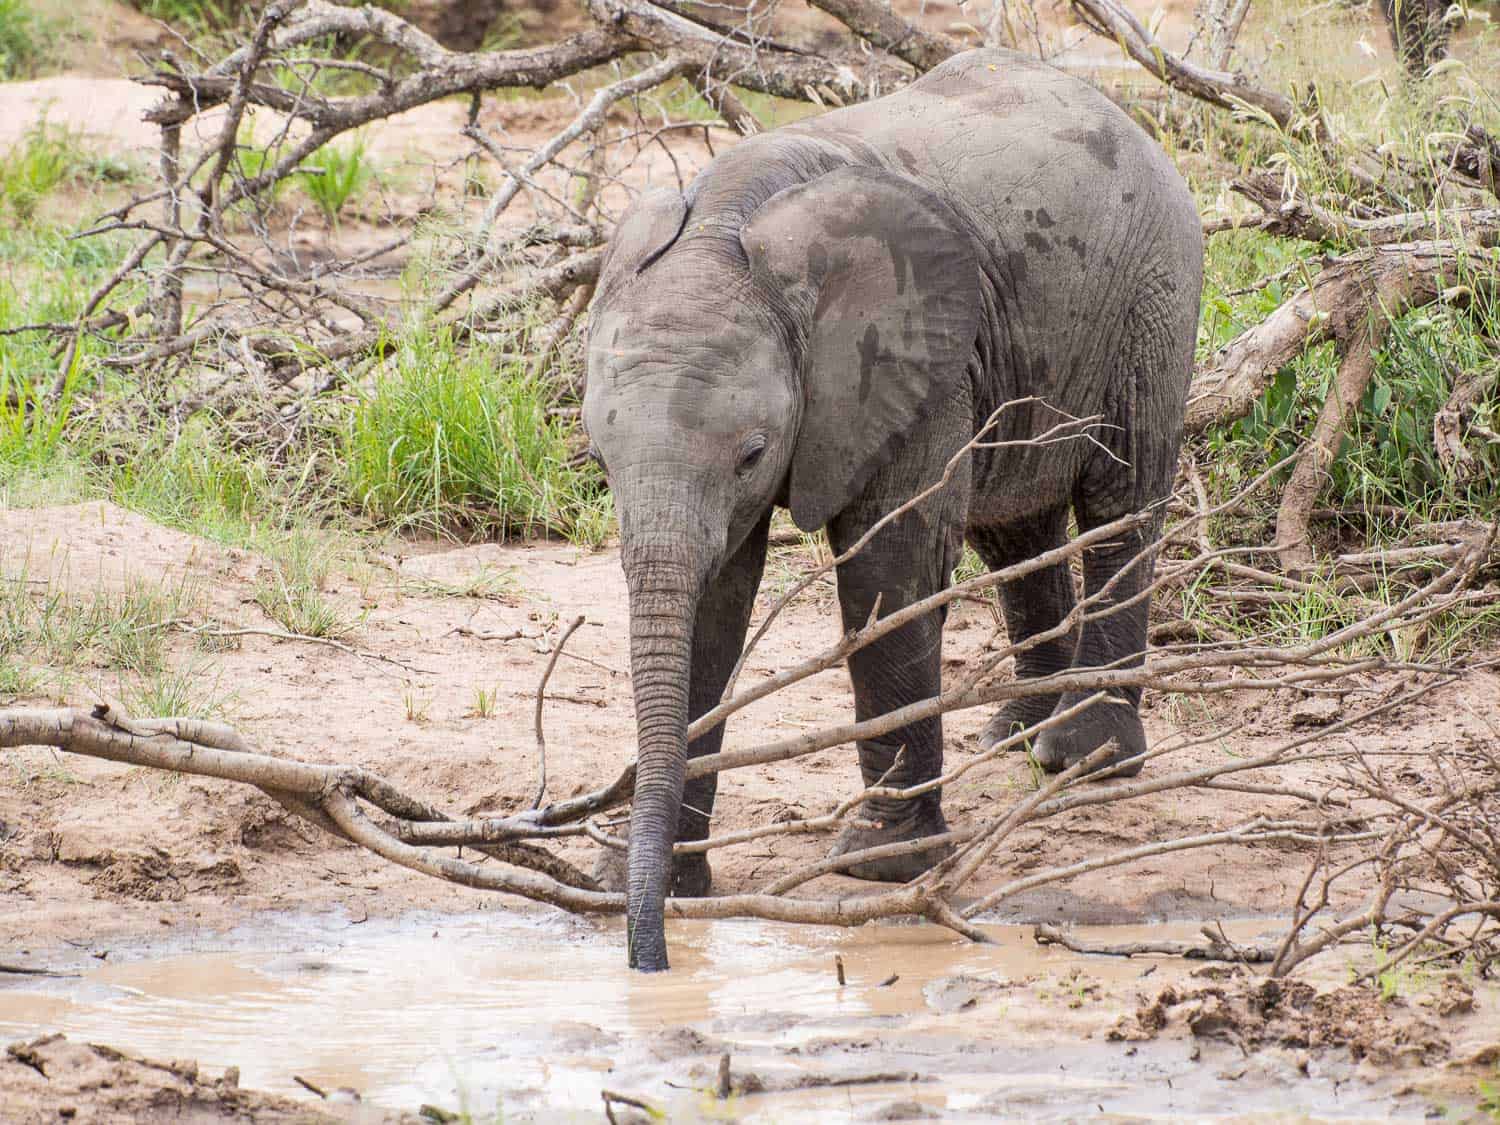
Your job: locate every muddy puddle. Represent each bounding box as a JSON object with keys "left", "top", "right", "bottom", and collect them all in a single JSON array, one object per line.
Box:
[{"left": 0, "top": 910, "right": 1441, "bottom": 1121}]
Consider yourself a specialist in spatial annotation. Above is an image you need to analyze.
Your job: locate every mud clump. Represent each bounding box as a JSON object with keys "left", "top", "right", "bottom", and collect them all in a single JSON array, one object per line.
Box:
[
  {"left": 645, "top": 1025, "right": 730, "bottom": 1061},
  {"left": 922, "top": 973, "right": 1018, "bottom": 1013},
  {"left": 1423, "top": 975, "right": 1476, "bottom": 1017},
  {"left": 867, "top": 1098, "right": 939, "bottom": 1120},
  {"left": 1113, "top": 978, "right": 1453, "bottom": 1066},
  {"left": 88, "top": 852, "right": 188, "bottom": 902},
  {"left": 1, "top": 1034, "right": 383, "bottom": 1123},
  {"left": 87, "top": 852, "right": 244, "bottom": 903},
  {"left": 237, "top": 800, "right": 316, "bottom": 852}
]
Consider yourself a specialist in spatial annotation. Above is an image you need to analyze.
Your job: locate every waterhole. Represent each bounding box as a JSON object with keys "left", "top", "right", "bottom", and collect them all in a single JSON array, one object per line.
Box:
[{"left": 0, "top": 911, "right": 1423, "bottom": 1121}]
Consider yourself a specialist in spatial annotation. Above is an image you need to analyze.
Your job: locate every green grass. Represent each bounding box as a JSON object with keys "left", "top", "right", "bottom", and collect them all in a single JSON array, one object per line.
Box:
[
  {"left": 342, "top": 325, "right": 611, "bottom": 544},
  {"left": 302, "top": 134, "right": 376, "bottom": 225},
  {"left": 0, "top": 0, "right": 57, "bottom": 79},
  {"left": 467, "top": 684, "right": 499, "bottom": 719},
  {"left": 253, "top": 533, "right": 360, "bottom": 639},
  {"left": 0, "top": 565, "right": 203, "bottom": 703},
  {"left": 124, "top": 660, "right": 230, "bottom": 719},
  {"left": 125, "top": 0, "right": 239, "bottom": 34}
]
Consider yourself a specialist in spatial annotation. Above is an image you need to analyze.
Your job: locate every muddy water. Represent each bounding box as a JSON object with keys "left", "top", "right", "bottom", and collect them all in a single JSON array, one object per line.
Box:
[{"left": 0, "top": 912, "right": 1421, "bottom": 1121}]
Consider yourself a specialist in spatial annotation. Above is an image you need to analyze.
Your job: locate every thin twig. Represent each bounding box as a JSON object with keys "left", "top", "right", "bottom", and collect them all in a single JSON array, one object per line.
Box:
[{"left": 533, "top": 614, "right": 587, "bottom": 809}]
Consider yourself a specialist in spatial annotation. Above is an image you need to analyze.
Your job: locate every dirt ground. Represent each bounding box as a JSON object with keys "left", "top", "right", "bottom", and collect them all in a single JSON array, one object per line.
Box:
[
  {"left": 2, "top": 503, "right": 1499, "bottom": 1119},
  {"left": 4, "top": 500, "right": 1495, "bottom": 944}
]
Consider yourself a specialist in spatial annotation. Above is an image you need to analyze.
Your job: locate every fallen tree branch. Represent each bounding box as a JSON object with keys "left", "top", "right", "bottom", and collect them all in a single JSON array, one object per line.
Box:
[
  {"left": 1187, "top": 240, "right": 1497, "bottom": 435},
  {"left": 1035, "top": 922, "right": 1278, "bottom": 962},
  {"left": 1068, "top": 0, "right": 1300, "bottom": 130}
]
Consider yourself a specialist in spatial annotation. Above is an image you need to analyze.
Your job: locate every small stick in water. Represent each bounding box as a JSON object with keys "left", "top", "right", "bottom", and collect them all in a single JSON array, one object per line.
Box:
[
  {"left": 834, "top": 954, "right": 846, "bottom": 986},
  {"left": 877, "top": 973, "right": 900, "bottom": 987},
  {"left": 293, "top": 1075, "right": 327, "bottom": 1099},
  {"left": 602, "top": 1089, "right": 659, "bottom": 1124},
  {"left": 716, "top": 1052, "right": 731, "bottom": 1099}
]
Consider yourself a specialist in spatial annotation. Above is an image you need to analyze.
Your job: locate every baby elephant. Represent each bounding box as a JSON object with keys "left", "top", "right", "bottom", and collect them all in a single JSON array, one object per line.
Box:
[{"left": 582, "top": 48, "right": 1202, "bottom": 970}]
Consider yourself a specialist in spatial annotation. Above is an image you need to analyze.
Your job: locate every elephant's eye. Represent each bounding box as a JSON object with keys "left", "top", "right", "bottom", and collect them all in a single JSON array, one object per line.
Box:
[{"left": 736, "top": 435, "right": 767, "bottom": 476}]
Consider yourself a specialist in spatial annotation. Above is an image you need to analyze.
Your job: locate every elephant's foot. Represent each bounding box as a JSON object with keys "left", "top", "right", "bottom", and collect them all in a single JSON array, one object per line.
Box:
[
  {"left": 829, "top": 800, "right": 953, "bottom": 883},
  {"left": 1032, "top": 697, "right": 1146, "bottom": 778},
  {"left": 591, "top": 839, "right": 713, "bottom": 897},
  {"left": 976, "top": 695, "right": 1060, "bottom": 752}
]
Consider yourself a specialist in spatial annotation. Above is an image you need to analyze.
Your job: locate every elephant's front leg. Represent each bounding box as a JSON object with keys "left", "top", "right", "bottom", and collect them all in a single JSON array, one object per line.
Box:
[
  {"left": 673, "top": 510, "right": 772, "bottom": 896},
  {"left": 826, "top": 508, "right": 963, "bottom": 882}
]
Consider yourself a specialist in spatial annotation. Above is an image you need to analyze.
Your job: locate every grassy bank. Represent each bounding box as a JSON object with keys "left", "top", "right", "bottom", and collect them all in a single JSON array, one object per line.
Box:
[{"left": 0, "top": 0, "right": 1496, "bottom": 668}]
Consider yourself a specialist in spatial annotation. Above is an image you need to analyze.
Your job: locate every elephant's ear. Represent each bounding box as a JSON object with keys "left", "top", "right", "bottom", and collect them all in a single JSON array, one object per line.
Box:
[
  {"left": 740, "top": 166, "right": 981, "bottom": 532},
  {"left": 596, "top": 189, "right": 689, "bottom": 301}
]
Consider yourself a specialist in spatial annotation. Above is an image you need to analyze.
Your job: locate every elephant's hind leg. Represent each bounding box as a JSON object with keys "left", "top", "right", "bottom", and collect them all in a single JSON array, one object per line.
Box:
[
  {"left": 1029, "top": 515, "right": 1158, "bottom": 778},
  {"left": 968, "top": 507, "right": 1079, "bottom": 753},
  {"left": 1032, "top": 287, "right": 1191, "bottom": 779}
]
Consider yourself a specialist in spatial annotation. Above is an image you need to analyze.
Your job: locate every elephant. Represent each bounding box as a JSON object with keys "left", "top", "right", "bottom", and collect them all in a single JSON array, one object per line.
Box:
[{"left": 581, "top": 47, "right": 1203, "bottom": 972}]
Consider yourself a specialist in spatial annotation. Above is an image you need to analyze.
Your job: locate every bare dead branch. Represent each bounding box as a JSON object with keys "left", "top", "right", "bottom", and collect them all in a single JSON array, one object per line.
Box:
[
  {"left": 1068, "top": 0, "right": 1299, "bottom": 130},
  {"left": 1036, "top": 922, "right": 1278, "bottom": 962}
]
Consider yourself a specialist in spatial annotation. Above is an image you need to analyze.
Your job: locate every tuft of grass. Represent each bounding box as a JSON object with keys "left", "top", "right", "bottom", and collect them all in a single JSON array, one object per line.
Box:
[
  {"left": 253, "top": 534, "right": 359, "bottom": 639},
  {"left": 0, "top": 0, "right": 57, "bottom": 80},
  {"left": 254, "top": 575, "right": 356, "bottom": 639},
  {"left": 125, "top": 661, "right": 230, "bottom": 720},
  {"left": 2, "top": 122, "right": 79, "bottom": 221},
  {"left": 342, "top": 325, "right": 611, "bottom": 544},
  {"left": 467, "top": 684, "right": 498, "bottom": 719},
  {"left": 1481, "top": 1065, "right": 1500, "bottom": 1120},
  {"left": 0, "top": 657, "right": 39, "bottom": 700},
  {"left": 1023, "top": 746, "right": 1045, "bottom": 791},
  {"left": 403, "top": 686, "right": 430, "bottom": 723},
  {"left": 302, "top": 134, "right": 376, "bottom": 225},
  {"left": 401, "top": 566, "right": 521, "bottom": 602}
]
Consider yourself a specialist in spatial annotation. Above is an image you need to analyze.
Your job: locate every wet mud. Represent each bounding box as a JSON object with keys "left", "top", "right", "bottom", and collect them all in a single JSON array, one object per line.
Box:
[{"left": 5, "top": 911, "right": 1495, "bottom": 1122}]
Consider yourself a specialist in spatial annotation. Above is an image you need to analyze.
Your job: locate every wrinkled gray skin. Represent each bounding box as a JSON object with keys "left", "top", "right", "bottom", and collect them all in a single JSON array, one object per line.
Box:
[{"left": 581, "top": 49, "right": 1203, "bottom": 972}]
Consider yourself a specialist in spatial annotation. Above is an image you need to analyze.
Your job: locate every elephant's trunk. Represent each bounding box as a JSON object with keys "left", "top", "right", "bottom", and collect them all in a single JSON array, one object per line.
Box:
[{"left": 622, "top": 535, "right": 703, "bottom": 972}]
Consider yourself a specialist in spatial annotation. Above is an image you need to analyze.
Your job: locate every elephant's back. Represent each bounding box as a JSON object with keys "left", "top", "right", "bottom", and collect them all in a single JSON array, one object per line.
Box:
[
  {"left": 788, "top": 48, "right": 1201, "bottom": 294},
  {"left": 788, "top": 50, "right": 1201, "bottom": 523}
]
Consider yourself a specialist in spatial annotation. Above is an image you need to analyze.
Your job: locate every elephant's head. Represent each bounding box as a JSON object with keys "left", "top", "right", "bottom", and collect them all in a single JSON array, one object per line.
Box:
[{"left": 582, "top": 162, "right": 981, "bottom": 971}]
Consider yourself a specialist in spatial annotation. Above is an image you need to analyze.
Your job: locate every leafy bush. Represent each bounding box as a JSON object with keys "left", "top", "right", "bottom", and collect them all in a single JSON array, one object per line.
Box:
[
  {"left": 0, "top": 0, "right": 55, "bottom": 79},
  {"left": 125, "top": 0, "right": 239, "bottom": 33},
  {"left": 342, "top": 326, "right": 611, "bottom": 544},
  {"left": 1199, "top": 242, "right": 1500, "bottom": 527}
]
